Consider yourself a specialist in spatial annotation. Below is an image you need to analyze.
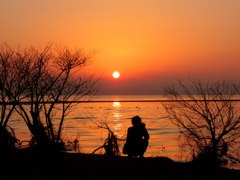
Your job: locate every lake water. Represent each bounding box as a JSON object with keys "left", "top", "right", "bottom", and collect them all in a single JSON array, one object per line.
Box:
[
  {"left": 9, "top": 95, "right": 182, "bottom": 160},
  {"left": 7, "top": 95, "right": 240, "bottom": 169}
]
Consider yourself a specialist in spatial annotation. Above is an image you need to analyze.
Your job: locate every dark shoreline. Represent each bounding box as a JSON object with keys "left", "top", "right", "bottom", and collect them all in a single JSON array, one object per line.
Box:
[
  {"left": 2, "top": 99, "right": 240, "bottom": 105},
  {"left": 1, "top": 150, "right": 240, "bottom": 180}
]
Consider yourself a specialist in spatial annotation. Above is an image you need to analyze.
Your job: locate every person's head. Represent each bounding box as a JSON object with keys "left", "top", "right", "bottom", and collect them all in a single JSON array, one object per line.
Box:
[{"left": 132, "top": 116, "right": 142, "bottom": 127}]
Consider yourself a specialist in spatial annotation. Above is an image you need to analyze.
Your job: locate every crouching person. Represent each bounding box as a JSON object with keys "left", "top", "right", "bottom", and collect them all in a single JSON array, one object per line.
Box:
[{"left": 123, "top": 116, "right": 149, "bottom": 158}]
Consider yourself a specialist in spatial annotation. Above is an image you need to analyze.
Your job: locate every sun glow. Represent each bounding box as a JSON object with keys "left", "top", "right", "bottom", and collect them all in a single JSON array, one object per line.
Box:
[
  {"left": 113, "top": 72, "right": 120, "bottom": 78},
  {"left": 113, "top": 102, "right": 121, "bottom": 108}
]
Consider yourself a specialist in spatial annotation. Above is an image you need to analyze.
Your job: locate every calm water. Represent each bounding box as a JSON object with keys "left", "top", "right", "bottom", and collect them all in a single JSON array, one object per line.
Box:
[
  {"left": 9, "top": 95, "right": 240, "bottom": 169},
  {"left": 9, "top": 95, "right": 182, "bottom": 160}
]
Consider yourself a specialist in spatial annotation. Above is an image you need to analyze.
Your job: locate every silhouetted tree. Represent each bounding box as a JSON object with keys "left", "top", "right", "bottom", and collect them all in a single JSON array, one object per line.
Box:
[
  {"left": 162, "top": 79, "right": 240, "bottom": 165},
  {"left": 0, "top": 43, "right": 100, "bottom": 150},
  {"left": 0, "top": 44, "right": 27, "bottom": 149}
]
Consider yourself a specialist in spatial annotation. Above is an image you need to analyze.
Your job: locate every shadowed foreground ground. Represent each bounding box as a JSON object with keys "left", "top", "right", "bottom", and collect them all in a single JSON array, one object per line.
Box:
[{"left": 0, "top": 150, "right": 240, "bottom": 180}]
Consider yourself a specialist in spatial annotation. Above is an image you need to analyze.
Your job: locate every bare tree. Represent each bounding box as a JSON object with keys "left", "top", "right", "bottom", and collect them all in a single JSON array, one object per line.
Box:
[
  {"left": 0, "top": 44, "right": 28, "bottom": 149},
  {"left": 162, "top": 79, "right": 240, "bottom": 165},
  {"left": 1, "top": 43, "right": 100, "bottom": 150}
]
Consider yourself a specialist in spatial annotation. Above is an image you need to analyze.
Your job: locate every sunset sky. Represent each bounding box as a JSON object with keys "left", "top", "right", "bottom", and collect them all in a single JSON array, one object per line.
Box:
[{"left": 1, "top": 0, "right": 240, "bottom": 94}]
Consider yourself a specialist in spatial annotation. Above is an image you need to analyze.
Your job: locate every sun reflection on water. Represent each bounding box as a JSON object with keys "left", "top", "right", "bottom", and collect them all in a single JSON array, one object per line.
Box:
[
  {"left": 113, "top": 102, "right": 121, "bottom": 108},
  {"left": 112, "top": 102, "right": 124, "bottom": 136}
]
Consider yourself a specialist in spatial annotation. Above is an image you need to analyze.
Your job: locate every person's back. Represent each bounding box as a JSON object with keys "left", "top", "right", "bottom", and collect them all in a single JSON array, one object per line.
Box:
[{"left": 123, "top": 116, "right": 149, "bottom": 158}]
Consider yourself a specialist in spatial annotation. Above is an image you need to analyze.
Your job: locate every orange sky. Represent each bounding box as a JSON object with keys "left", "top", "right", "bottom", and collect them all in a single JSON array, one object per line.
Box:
[{"left": 1, "top": 0, "right": 240, "bottom": 94}]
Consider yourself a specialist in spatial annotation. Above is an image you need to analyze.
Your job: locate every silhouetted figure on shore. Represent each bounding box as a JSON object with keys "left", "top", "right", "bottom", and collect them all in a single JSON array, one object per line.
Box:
[{"left": 123, "top": 116, "right": 149, "bottom": 158}]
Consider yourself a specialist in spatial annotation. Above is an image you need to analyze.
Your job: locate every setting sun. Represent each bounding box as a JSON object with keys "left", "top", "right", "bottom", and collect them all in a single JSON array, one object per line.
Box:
[{"left": 113, "top": 72, "right": 120, "bottom": 78}]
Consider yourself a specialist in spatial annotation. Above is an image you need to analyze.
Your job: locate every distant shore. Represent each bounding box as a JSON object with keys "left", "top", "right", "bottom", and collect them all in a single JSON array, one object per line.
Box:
[
  {"left": 3, "top": 99, "right": 240, "bottom": 105},
  {"left": 1, "top": 150, "right": 240, "bottom": 180}
]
